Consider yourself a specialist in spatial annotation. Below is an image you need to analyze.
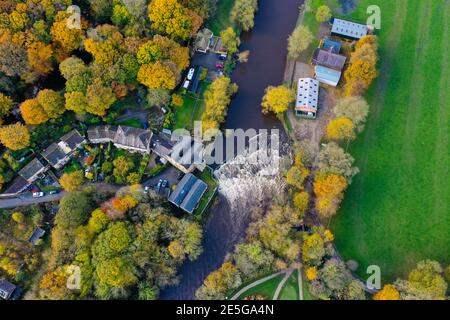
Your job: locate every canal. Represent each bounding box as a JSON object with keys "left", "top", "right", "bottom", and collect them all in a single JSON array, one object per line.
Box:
[{"left": 160, "top": 0, "right": 302, "bottom": 300}]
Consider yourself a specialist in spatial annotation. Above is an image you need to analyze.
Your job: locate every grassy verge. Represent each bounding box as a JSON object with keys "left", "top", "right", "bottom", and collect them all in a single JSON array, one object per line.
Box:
[
  {"left": 208, "top": 0, "right": 236, "bottom": 34},
  {"left": 236, "top": 274, "right": 284, "bottom": 300},
  {"left": 278, "top": 270, "right": 300, "bottom": 300},
  {"left": 193, "top": 167, "right": 218, "bottom": 221}
]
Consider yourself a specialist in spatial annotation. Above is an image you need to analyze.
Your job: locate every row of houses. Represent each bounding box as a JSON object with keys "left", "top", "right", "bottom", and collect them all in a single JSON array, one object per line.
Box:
[{"left": 295, "top": 17, "right": 370, "bottom": 119}]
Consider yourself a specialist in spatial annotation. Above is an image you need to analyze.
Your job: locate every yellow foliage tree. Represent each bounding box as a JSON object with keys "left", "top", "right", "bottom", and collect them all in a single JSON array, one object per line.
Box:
[
  {"left": 137, "top": 62, "right": 177, "bottom": 90},
  {"left": 20, "top": 98, "right": 49, "bottom": 125},
  {"left": 65, "top": 91, "right": 88, "bottom": 114},
  {"left": 314, "top": 174, "right": 347, "bottom": 199},
  {"left": 27, "top": 41, "right": 54, "bottom": 76},
  {"left": 326, "top": 117, "right": 356, "bottom": 142},
  {"left": 50, "top": 11, "right": 84, "bottom": 55},
  {"left": 0, "top": 122, "right": 30, "bottom": 150},
  {"left": 261, "top": 85, "right": 295, "bottom": 115},
  {"left": 373, "top": 284, "right": 400, "bottom": 300},
  {"left": 306, "top": 266, "right": 318, "bottom": 280},
  {"left": 59, "top": 170, "right": 84, "bottom": 192},
  {"left": 148, "top": 0, "right": 192, "bottom": 40}
]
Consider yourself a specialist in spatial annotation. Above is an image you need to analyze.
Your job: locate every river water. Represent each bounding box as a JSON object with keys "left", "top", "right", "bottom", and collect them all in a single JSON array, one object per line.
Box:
[{"left": 160, "top": 0, "right": 302, "bottom": 300}]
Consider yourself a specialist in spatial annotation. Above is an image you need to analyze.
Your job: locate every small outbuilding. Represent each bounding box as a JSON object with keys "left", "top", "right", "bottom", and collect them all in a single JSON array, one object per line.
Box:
[
  {"left": 168, "top": 173, "right": 208, "bottom": 214},
  {"left": 314, "top": 65, "right": 342, "bottom": 87},
  {"left": 312, "top": 48, "right": 347, "bottom": 71},
  {"left": 295, "top": 78, "right": 320, "bottom": 119},
  {"left": 28, "top": 227, "right": 46, "bottom": 245},
  {"left": 0, "top": 279, "right": 21, "bottom": 300},
  {"left": 331, "top": 17, "right": 368, "bottom": 40}
]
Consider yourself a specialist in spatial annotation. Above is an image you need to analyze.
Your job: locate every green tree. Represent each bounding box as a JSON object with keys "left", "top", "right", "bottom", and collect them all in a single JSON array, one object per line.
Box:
[
  {"left": 37, "top": 89, "right": 65, "bottom": 119},
  {"left": 86, "top": 79, "right": 117, "bottom": 116},
  {"left": 316, "top": 5, "right": 332, "bottom": 23},
  {"left": 220, "top": 27, "right": 240, "bottom": 55},
  {"left": 0, "top": 93, "right": 13, "bottom": 120},
  {"left": 59, "top": 170, "right": 84, "bottom": 192},
  {"left": 288, "top": 25, "right": 314, "bottom": 60},
  {"left": 230, "top": 0, "right": 258, "bottom": 31}
]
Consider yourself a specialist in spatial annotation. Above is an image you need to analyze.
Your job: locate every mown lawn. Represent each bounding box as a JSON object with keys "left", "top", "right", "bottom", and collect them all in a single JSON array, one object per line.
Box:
[
  {"left": 237, "top": 274, "right": 284, "bottom": 300},
  {"left": 278, "top": 270, "right": 300, "bottom": 300},
  {"left": 172, "top": 83, "right": 209, "bottom": 131},
  {"left": 332, "top": 0, "right": 450, "bottom": 282}
]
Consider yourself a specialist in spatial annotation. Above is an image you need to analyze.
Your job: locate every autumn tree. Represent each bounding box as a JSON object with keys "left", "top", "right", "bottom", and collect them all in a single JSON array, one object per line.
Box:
[
  {"left": 288, "top": 25, "right": 314, "bottom": 60},
  {"left": 302, "top": 232, "right": 325, "bottom": 266},
  {"left": 148, "top": 0, "right": 193, "bottom": 40},
  {"left": 373, "top": 284, "right": 400, "bottom": 300},
  {"left": 59, "top": 57, "right": 92, "bottom": 93},
  {"left": 395, "top": 260, "right": 447, "bottom": 300},
  {"left": 0, "top": 93, "right": 13, "bottom": 120},
  {"left": 344, "top": 35, "right": 379, "bottom": 96},
  {"left": 293, "top": 191, "right": 310, "bottom": 215},
  {"left": 112, "top": 156, "right": 134, "bottom": 184},
  {"left": 202, "top": 76, "right": 238, "bottom": 131},
  {"left": 326, "top": 118, "right": 356, "bottom": 142},
  {"left": 316, "top": 5, "right": 332, "bottom": 23},
  {"left": 317, "top": 142, "right": 359, "bottom": 182},
  {"left": 20, "top": 98, "right": 48, "bottom": 124},
  {"left": 137, "top": 62, "right": 178, "bottom": 90},
  {"left": 334, "top": 96, "right": 370, "bottom": 133},
  {"left": 314, "top": 173, "right": 347, "bottom": 219},
  {"left": 146, "top": 89, "right": 171, "bottom": 107},
  {"left": 37, "top": 89, "right": 65, "bottom": 119},
  {"left": 60, "top": 170, "right": 85, "bottom": 192},
  {"left": 195, "top": 262, "right": 242, "bottom": 300},
  {"left": 261, "top": 85, "right": 295, "bottom": 116},
  {"left": 220, "top": 27, "right": 240, "bottom": 55},
  {"left": 0, "top": 122, "right": 30, "bottom": 150},
  {"left": 86, "top": 78, "right": 117, "bottom": 116},
  {"left": 50, "top": 11, "right": 84, "bottom": 55},
  {"left": 64, "top": 91, "right": 88, "bottom": 114},
  {"left": 230, "top": 0, "right": 258, "bottom": 31},
  {"left": 233, "top": 242, "right": 274, "bottom": 277},
  {"left": 27, "top": 41, "right": 54, "bottom": 77}
]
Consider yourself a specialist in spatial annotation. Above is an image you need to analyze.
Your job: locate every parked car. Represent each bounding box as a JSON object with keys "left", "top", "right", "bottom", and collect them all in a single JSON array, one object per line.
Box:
[
  {"left": 161, "top": 180, "right": 168, "bottom": 189},
  {"left": 49, "top": 190, "right": 59, "bottom": 195},
  {"left": 187, "top": 68, "right": 195, "bottom": 80},
  {"left": 156, "top": 179, "right": 163, "bottom": 192},
  {"left": 32, "top": 192, "right": 45, "bottom": 198},
  {"left": 215, "top": 63, "right": 224, "bottom": 69},
  {"left": 218, "top": 53, "right": 227, "bottom": 60},
  {"left": 144, "top": 186, "right": 150, "bottom": 194}
]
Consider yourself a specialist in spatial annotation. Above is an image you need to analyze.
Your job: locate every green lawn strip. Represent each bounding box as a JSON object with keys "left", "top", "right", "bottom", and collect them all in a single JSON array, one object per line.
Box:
[
  {"left": 332, "top": 0, "right": 450, "bottom": 282},
  {"left": 302, "top": 279, "right": 317, "bottom": 300},
  {"left": 114, "top": 118, "right": 143, "bottom": 128},
  {"left": 208, "top": 0, "right": 236, "bottom": 34},
  {"left": 193, "top": 167, "right": 218, "bottom": 221},
  {"left": 278, "top": 269, "right": 300, "bottom": 300},
  {"left": 173, "top": 83, "right": 210, "bottom": 132},
  {"left": 236, "top": 274, "right": 285, "bottom": 300}
]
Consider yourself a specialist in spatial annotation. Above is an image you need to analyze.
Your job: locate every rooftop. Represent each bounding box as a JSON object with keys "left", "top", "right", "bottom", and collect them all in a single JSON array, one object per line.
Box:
[
  {"left": 315, "top": 65, "right": 342, "bottom": 86},
  {"left": 168, "top": 173, "right": 208, "bottom": 214},
  {"left": 0, "top": 279, "right": 16, "bottom": 300},
  {"left": 114, "top": 126, "right": 153, "bottom": 151},
  {"left": 331, "top": 18, "right": 368, "bottom": 40},
  {"left": 87, "top": 125, "right": 118, "bottom": 142},
  {"left": 296, "top": 78, "right": 319, "bottom": 111},
  {"left": 60, "top": 129, "right": 85, "bottom": 150},
  {"left": 29, "top": 227, "right": 46, "bottom": 245},
  {"left": 312, "top": 48, "right": 347, "bottom": 70},
  {"left": 322, "top": 39, "right": 342, "bottom": 54},
  {"left": 4, "top": 176, "right": 29, "bottom": 194},
  {"left": 19, "top": 158, "right": 46, "bottom": 182},
  {"left": 41, "top": 143, "right": 68, "bottom": 167}
]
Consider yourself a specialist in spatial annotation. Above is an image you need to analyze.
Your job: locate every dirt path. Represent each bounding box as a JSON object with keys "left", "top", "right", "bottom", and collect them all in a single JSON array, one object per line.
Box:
[{"left": 230, "top": 270, "right": 286, "bottom": 300}]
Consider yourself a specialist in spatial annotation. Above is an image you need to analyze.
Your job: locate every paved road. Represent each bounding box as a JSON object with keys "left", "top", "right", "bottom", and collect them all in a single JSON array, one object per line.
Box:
[
  {"left": 0, "top": 192, "right": 65, "bottom": 209},
  {"left": 0, "top": 183, "right": 122, "bottom": 209}
]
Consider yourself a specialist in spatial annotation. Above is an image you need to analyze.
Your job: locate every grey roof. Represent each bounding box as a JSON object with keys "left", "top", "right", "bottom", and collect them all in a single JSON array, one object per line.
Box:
[
  {"left": 41, "top": 143, "right": 67, "bottom": 166},
  {"left": 312, "top": 48, "right": 347, "bottom": 70},
  {"left": 180, "top": 180, "right": 208, "bottom": 214},
  {"left": 19, "top": 158, "right": 46, "bottom": 181},
  {"left": 151, "top": 133, "right": 174, "bottom": 157},
  {"left": 29, "top": 227, "right": 46, "bottom": 245},
  {"left": 168, "top": 173, "right": 208, "bottom": 214},
  {"left": 114, "top": 126, "right": 152, "bottom": 151},
  {"left": 331, "top": 18, "right": 368, "bottom": 39},
  {"left": 60, "top": 129, "right": 85, "bottom": 150},
  {"left": 4, "top": 176, "right": 29, "bottom": 194},
  {"left": 87, "top": 125, "right": 118, "bottom": 142},
  {"left": 0, "top": 279, "right": 16, "bottom": 299}
]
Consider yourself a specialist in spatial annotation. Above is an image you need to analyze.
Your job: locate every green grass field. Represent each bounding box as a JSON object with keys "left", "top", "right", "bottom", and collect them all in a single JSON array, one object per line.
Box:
[
  {"left": 332, "top": 0, "right": 450, "bottom": 281},
  {"left": 278, "top": 270, "right": 300, "bottom": 300},
  {"left": 237, "top": 274, "right": 284, "bottom": 300},
  {"left": 208, "top": 0, "right": 236, "bottom": 34}
]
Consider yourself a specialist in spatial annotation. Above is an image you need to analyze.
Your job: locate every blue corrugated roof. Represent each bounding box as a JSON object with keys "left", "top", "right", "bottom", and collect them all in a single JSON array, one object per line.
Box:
[
  {"left": 168, "top": 174, "right": 197, "bottom": 206},
  {"left": 315, "top": 66, "right": 342, "bottom": 86},
  {"left": 322, "top": 39, "right": 342, "bottom": 54},
  {"left": 180, "top": 180, "right": 208, "bottom": 214}
]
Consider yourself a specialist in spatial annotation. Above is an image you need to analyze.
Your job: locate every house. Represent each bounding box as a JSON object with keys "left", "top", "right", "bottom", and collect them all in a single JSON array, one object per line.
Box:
[
  {"left": 41, "top": 129, "right": 85, "bottom": 170},
  {"left": 314, "top": 65, "right": 342, "bottom": 87},
  {"left": 321, "top": 38, "right": 342, "bottom": 54},
  {"left": 295, "top": 78, "right": 320, "bottom": 119},
  {"left": 0, "top": 279, "right": 21, "bottom": 300},
  {"left": 113, "top": 126, "right": 153, "bottom": 153},
  {"left": 28, "top": 227, "right": 46, "bottom": 245},
  {"left": 312, "top": 48, "right": 347, "bottom": 71},
  {"left": 151, "top": 133, "right": 205, "bottom": 174},
  {"left": 168, "top": 173, "right": 208, "bottom": 214},
  {"left": 87, "top": 125, "right": 118, "bottom": 144},
  {"left": 331, "top": 18, "right": 368, "bottom": 40},
  {"left": 4, "top": 176, "right": 29, "bottom": 195},
  {"left": 88, "top": 125, "right": 153, "bottom": 154},
  {"left": 194, "top": 28, "right": 214, "bottom": 52},
  {"left": 19, "top": 158, "right": 47, "bottom": 183}
]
